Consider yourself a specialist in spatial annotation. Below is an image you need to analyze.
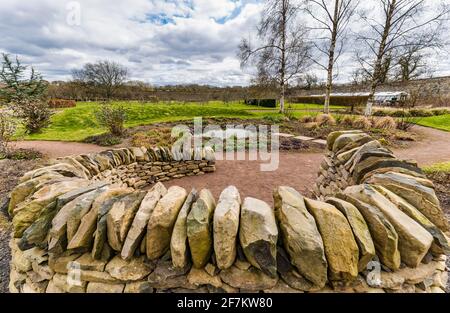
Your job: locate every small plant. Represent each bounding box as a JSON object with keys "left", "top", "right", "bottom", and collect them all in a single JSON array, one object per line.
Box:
[
  {"left": 84, "top": 133, "right": 122, "bottom": 146},
  {"left": 316, "top": 114, "right": 336, "bottom": 127},
  {"left": 131, "top": 128, "right": 176, "bottom": 148},
  {"left": 0, "top": 110, "right": 17, "bottom": 156},
  {"left": 0, "top": 54, "right": 52, "bottom": 134},
  {"left": 339, "top": 115, "right": 355, "bottom": 127},
  {"left": 263, "top": 115, "right": 283, "bottom": 124},
  {"left": 374, "top": 116, "right": 397, "bottom": 130},
  {"left": 397, "top": 115, "right": 419, "bottom": 131},
  {"left": 352, "top": 116, "right": 372, "bottom": 130},
  {"left": 299, "top": 115, "right": 315, "bottom": 123},
  {"left": 95, "top": 104, "right": 127, "bottom": 136},
  {"left": 284, "top": 108, "right": 296, "bottom": 121}
]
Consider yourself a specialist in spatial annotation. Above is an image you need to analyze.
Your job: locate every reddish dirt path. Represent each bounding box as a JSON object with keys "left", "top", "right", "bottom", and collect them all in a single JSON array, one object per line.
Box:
[
  {"left": 12, "top": 126, "right": 450, "bottom": 205},
  {"left": 392, "top": 126, "right": 450, "bottom": 166},
  {"left": 12, "top": 141, "right": 114, "bottom": 158},
  {"left": 166, "top": 152, "right": 322, "bottom": 205}
]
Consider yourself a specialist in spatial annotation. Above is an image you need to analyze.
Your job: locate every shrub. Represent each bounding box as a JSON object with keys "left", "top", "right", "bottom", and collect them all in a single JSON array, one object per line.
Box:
[
  {"left": 0, "top": 110, "right": 17, "bottom": 155},
  {"left": 304, "top": 122, "right": 320, "bottom": 130},
  {"left": 316, "top": 114, "right": 336, "bottom": 127},
  {"left": 391, "top": 110, "right": 411, "bottom": 118},
  {"left": 374, "top": 116, "right": 397, "bottom": 130},
  {"left": 1, "top": 54, "right": 51, "bottom": 134},
  {"left": 95, "top": 104, "right": 127, "bottom": 136},
  {"left": 373, "top": 110, "right": 389, "bottom": 117},
  {"left": 352, "top": 116, "right": 372, "bottom": 130},
  {"left": 15, "top": 100, "right": 53, "bottom": 134},
  {"left": 284, "top": 108, "right": 296, "bottom": 121},
  {"left": 339, "top": 115, "right": 355, "bottom": 127},
  {"left": 2, "top": 148, "right": 42, "bottom": 160},
  {"left": 397, "top": 116, "right": 418, "bottom": 131},
  {"left": 84, "top": 133, "right": 122, "bottom": 146},
  {"left": 431, "top": 109, "right": 450, "bottom": 116},
  {"left": 289, "top": 95, "right": 369, "bottom": 107},
  {"left": 299, "top": 115, "right": 315, "bottom": 123},
  {"left": 131, "top": 128, "right": 175, "bottom": 148},
  {"left": 409, "top": 109, "right": 433, "bottom": 117}
]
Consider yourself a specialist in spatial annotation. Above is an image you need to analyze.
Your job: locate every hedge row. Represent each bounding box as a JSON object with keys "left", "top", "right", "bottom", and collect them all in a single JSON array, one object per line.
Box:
[{"left": 289, "top": 96, "right": 369, "bottom": 107}]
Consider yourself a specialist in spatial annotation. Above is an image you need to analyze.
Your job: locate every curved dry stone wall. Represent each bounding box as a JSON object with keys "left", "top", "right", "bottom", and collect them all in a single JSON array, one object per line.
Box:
[{"left": 8, "top": 135, "right": 449, "bottom": 293}]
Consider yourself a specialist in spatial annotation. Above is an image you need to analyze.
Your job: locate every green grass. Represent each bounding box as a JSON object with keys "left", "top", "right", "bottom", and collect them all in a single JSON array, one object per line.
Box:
[
  {"left": 422, "top": 161, "right": 450, "bottom": 174},
  {"left": 17, "top": 101, "right": 319, "bottom": 142},
  {"left": 415, "top": 114, "right": 450, "bottom": 132}
]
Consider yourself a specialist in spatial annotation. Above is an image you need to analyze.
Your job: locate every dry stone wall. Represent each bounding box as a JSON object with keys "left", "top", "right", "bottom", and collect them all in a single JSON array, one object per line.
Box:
[{"left": 7, "top": 135, "right": 450, "bottom": 293}]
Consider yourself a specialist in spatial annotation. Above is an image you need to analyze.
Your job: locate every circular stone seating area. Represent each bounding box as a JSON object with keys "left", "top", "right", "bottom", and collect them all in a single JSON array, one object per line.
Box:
[{"left": 7, "top": 132, "right": 449, "bottom": 293}]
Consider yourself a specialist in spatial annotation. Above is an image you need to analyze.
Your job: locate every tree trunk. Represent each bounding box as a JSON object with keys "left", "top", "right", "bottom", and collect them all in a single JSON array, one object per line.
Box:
[
  {"left": 324, "top": 0, "right": 340, "bottom": 115},
  {"left": 279, "top": 0, "right": 287, "bottom": 114},
  {"left": 365, "top": 0, "right": 396, "bottom": 116},
  {"left": 280, "top": 83, "right": 285, "bottom": 114}
]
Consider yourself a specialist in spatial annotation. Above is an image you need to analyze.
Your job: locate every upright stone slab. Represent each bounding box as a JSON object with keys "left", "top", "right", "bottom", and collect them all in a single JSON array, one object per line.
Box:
[
  {"left": 106, "top": 191, "right": 146, "bottom": 252},
  {"left": 121, "top": 183, "right": 167, "bottom": 260},
  {"left": 273, "top": 186, "right": 327, "bottom": 288},
  {"left": 239, "top": 197, "right": 278, "bottom": 278},
  {"left": 304, "top": 198, "right": 359, "bottom": 282},
  {"left": 373, "top": 185, "right": 450, "bottom": 255},
  {"left": 213, "top": 186, "right": 241, "bottom": 270},
  {"left": 171, "top": 189, "right": 198, "bottom": 269},
  {"left": 146, "top": 186, "right": 188, "bottom": 260},
  {"left": 66, "top": 187, "right": 110, "bottom": 244},
  {"left": 67, "top": 188, "right": 132, "bottom": 250},
  {"left": 336, "top": 193, "right": 401, "bottom": 271},
  {"left": 344, "top": 185, "right": 433, "bottom": 268},
  {"left": 366, "top": 172, "right": 449, "bottom": 231},
  {"left": 13, "top": 179, "right": 90, "bottom": 238},
  {"left": 326, "top": 197, "right": 375, "bottom": 272},
  {"left": 187, "top": 189, "right": 216, "bottom": 269}
]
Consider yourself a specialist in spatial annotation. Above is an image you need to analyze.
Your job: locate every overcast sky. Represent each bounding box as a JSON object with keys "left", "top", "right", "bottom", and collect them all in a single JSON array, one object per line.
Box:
[{"left": 0, "top": 0, "right": 449, "bottom": 86}]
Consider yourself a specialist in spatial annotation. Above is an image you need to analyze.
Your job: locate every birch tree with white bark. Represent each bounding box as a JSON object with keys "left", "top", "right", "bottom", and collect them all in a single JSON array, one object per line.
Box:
[
  {"left": 304, "top": 0, "right": 360, "bottom": 114},
  {"left": 239, "top": 0, "right": 311, "bottom": 113}
]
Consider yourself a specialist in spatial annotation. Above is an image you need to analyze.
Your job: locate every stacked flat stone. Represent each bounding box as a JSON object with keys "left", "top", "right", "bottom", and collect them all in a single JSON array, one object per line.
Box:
[{"left": 7, "top": 134, "right": 450, "bottom": 293}]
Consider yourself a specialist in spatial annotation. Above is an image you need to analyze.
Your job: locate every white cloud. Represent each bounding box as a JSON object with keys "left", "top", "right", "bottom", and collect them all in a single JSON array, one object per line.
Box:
[{"left": 0, "top": 0, "right": 448, "bottom": 86}]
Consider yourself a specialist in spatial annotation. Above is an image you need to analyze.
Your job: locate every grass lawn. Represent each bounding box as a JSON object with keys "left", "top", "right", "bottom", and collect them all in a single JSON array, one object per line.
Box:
[
  {"left": 415, "top": 114, "right": 450, "bottom": 132},
  {"left": 18, "top": 101, "right": 325, "bottom": 142}
]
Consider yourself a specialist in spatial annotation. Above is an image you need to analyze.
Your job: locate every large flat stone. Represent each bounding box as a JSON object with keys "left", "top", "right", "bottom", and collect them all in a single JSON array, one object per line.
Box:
[
  {"left": 273, "top": 186, "right": 327, "bottom": 287},
  {"left": 146, "top": 186, "right": 188, "bottom": 260},
  {"left": 326, "top": 197, "right": 375, "bottom": 271},
  {"left": 187, "top": 189, "right": 216, "bottom": 268},
  {"left": 171, "top": 189, "right": 198, "bottom": 268},
  {"left": 121, "top": 183, "right": 167, "bottom": 260},
  {"left": 213, "top": 186, "right": 241, "bottom": 270},
  {"left": 373, "top": 185, "right": 450, "bottom": 255},
  {"left": 239, "top": 197, "right": 278, "bottom": 278},
  {"left": 304, "top": 198, "right": 359, "bottom": 282},
  {"left": 345, "top": 185, "right": 433, "bottom": 268},
  {"left": 336, "top": 193, "right": 400, "bottom": 271},
  {"left": 366, "top": 172, "right": 448, "bottom": 231}
]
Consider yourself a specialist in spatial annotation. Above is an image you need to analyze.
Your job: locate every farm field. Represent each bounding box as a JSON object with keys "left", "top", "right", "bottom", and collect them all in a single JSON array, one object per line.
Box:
[{"left": 17, "top": 101, "right": 337, "bottom": 142}]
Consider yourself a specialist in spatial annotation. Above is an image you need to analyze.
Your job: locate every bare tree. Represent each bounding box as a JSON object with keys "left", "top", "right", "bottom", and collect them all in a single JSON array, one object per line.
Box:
[
  {"left": 395, "top": 46, "right": 427, "bottom": 81},
  {"left": 72, "top": 60, "right": 128, "bottom": 100},
  {"left": 305, "top": 0, "right": 359, "bottom": 113},
  {"left": 356, "top": 0, "right": 449, "bottom": 116},
  {"left": 239, "top": 0, "right": 311, "bottom": 113}
]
